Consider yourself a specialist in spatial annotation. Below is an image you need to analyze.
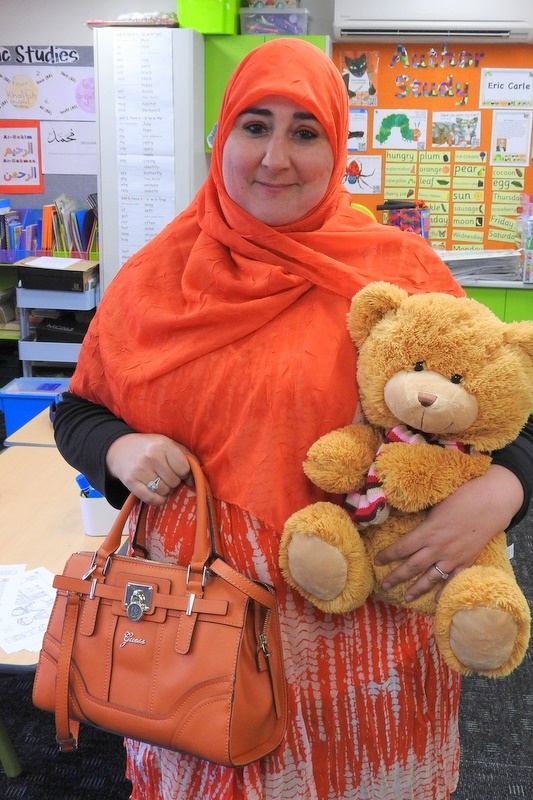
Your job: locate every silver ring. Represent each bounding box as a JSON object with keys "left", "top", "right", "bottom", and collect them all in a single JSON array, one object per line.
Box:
[
  {"left": 433, "top": 564, "right": 449, "bottom": 581},
  {"left": 146, "top": 476, "right": 161, "bottom": 492}
]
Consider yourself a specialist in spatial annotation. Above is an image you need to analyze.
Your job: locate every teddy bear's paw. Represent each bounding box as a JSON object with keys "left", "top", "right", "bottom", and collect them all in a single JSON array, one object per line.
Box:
[
  {"left": 303, "top": 425, "right": 382, "bottom": 493},
  {"left": 279, "top": 502, "right": 373, "bottom": 614},
  {"left": 434, "top": 566, "right": 531, "bottom": 678}
]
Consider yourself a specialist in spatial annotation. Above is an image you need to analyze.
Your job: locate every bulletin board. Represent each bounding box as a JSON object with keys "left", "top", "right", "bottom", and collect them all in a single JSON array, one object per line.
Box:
[
  {"left": 332, "top": 41, "right": 533, "bottom": 250},
  {"left": 0, "top": 44, "right": 97, "bottom": 209}
]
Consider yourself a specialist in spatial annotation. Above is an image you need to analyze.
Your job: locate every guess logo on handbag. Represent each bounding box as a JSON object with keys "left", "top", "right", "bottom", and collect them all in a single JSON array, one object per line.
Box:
[{"left": 120, "top": 631, "right": 147, "bottom": 648}]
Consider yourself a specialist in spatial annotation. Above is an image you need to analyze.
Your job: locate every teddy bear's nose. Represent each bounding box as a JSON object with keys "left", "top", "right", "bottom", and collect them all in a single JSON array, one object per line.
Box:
[{"left": 418, "top": 392, "right": 437, "bottom": 407}]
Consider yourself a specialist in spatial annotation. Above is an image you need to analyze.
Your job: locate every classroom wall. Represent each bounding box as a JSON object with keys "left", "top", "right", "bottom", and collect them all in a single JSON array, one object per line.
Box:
[
  {"left": 3, "top": 2, "right": 532, "bottom": 251},
  {"left": 0, "top": 0, "right": 331, "bottom": 210}
]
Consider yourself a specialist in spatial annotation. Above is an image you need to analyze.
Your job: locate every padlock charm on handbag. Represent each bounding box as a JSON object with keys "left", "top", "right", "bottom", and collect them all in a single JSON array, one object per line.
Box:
[{"left": 125, "top": 583, "right": 153, "bottom": 621}]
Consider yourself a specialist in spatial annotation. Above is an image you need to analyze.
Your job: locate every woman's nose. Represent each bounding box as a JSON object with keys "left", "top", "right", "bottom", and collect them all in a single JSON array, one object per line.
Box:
[{"left": 261, "top": 134, "right": 291, "bottom": 171}]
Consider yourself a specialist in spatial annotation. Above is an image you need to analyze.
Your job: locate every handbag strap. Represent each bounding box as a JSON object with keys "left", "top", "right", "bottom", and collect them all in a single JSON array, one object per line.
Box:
[
  {"left": 54, "top": 593, "right": 82, "bottom": 751},
  {"left": 88, "top": 454, "right": 277, "bottom": 609},
  {"left": 91, "top": 453, "right": 221, "bottom": 576}
]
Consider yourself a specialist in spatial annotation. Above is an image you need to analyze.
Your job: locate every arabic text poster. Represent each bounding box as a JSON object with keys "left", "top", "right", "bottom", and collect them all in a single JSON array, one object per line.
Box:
[
  {"left": 40, "top": 120, "right": 97, "bottom": 175},
  {"left": 0, "top": 120, "right": 43, "bottom": 193},
  {"left": 373, "top": 110, "right": 428, "bottom": 150}
]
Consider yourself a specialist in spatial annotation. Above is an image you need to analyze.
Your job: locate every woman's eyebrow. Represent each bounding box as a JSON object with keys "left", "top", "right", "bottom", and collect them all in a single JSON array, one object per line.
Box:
[{"left": 237, "top": 107, "right": 317, "bottom": 121}]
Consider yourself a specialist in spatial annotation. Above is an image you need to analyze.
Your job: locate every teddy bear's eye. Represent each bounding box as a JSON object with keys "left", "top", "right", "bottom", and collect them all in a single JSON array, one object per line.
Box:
[
  {"left": 450, "top": 374, "right": 463, "bottom": 384},
  {"left": 413, "top": 361, "right": 425, "bottom": 371}
]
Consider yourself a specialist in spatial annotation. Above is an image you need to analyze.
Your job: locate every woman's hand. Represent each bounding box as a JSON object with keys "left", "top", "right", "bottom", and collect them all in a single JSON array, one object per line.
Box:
[
  {"left": 106, "top": 433, "right": 192, "bottom": 506},
  {"left": 374, "top": 464, "right": 525, "bottom": 601}
]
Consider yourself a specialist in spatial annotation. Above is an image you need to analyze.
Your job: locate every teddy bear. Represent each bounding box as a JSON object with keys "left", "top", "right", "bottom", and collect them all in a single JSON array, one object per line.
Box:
[{"left": 279, "top": 281, "right": 533, "bottom": 677}]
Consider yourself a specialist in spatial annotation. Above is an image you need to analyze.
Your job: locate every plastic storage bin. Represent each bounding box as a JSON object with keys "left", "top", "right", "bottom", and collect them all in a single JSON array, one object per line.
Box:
[
  {"left": 248, "top": 1, "right": 300, "bottom": 6},
  {"left": 0, "top": 377, "right": 70, "bottom": 436},
  {"left": 178, "top": 0, "right": 240, "bottom": 33},
  {"left": 240, "top": 7, "right": 309, "bottom": 34}
]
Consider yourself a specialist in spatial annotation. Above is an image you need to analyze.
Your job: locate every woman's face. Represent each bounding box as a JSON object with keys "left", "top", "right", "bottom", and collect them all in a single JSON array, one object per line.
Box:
[{"left": 222, "top": 96, "right": 335, "bottom": 226}]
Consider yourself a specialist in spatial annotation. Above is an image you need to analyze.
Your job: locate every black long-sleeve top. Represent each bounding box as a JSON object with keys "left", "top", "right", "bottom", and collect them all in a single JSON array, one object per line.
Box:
[{"left": 54, "top": 391, "right": 533, "bottom": 526}]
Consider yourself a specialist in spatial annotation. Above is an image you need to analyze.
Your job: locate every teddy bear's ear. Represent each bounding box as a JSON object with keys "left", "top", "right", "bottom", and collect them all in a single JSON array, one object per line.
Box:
[
  {"left": 347, "top": 281, "right": 409, "bottom": 348},
  {"left": 502, "top": 320, "right": 533, "bottom": 364}
]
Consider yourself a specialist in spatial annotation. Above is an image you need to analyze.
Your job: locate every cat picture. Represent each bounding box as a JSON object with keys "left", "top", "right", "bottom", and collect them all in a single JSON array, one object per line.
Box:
[{"left": 342, "top": 53, "right": 377, "bottom": 105}]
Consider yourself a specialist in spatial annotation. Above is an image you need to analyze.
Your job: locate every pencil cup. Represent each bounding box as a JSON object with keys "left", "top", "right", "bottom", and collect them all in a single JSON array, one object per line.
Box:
[
  {"left": 79, "top": 495, "right": 122, "bottom": 537},
  {"left": 76, "top": 474, "right": 124, "bottom": 537}
]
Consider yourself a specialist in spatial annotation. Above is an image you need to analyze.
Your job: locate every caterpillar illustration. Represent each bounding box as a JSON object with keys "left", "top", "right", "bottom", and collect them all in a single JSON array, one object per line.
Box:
[{"left": 376, "top": 113, "right": 421, "bottom": 144}]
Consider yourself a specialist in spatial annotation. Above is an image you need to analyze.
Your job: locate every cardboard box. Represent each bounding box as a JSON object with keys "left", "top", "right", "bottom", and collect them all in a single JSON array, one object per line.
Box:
[
  {"left": 15, "top": 256, "right": 99, "bottom": 293},
  {"left": 35, "top": 314, "right": 89, "bottom": 344},
  {"left": 0, "top": 377, "right": 70, "bottom": 437}
]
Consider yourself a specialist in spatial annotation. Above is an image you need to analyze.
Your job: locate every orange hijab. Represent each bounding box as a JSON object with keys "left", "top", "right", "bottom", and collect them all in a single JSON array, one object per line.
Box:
[{"left": 70, "top": 38, "right": 462, "bottom": 531}]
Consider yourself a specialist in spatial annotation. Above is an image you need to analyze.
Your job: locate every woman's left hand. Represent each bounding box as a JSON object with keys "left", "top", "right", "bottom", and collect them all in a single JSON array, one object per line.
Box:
[{"left": 374, "top": 464, "right": 524, "bottom": 601}]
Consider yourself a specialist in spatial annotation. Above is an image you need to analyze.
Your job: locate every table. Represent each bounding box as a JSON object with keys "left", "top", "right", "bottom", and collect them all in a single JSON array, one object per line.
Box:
[
  {"left": 3, "top": 408, "right": 55, "bottom": 447},
  {"left": 0, "top": 446, "right": 113, "bottom": 666}
]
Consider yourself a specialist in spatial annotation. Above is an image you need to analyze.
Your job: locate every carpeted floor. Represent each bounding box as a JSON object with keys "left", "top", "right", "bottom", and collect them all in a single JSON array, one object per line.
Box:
[
  {"left": 0, "top": 669, "right": 131, "bottom": 800},
  {"left": 451, "top": 506, "right": 533, "bottom": 800},
  {"left": 1, "top": 505, "right": 532, "bottom": 799}
]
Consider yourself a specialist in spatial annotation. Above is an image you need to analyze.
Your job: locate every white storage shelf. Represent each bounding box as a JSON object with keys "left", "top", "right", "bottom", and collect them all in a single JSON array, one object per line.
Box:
[
  {"left": 16, "top": 286, "right": 99, "bottom": 377},
  {"left": 16, "top": 286, "right": 100, "bottom": 312},
  {"left": 18, "top": 336, "right": 82, "bottom": 365}
]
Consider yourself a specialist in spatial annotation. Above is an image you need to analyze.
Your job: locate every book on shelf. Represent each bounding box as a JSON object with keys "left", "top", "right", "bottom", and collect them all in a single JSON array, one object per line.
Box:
[
  {"left": 41, "top": 204, "right": 55, "bottom": 251},
  {"left": 86, "top": 193, "right": 98, "bottom": 219},
  {"left": 70, "top": 208, "right": 96, "bottom": 254}
]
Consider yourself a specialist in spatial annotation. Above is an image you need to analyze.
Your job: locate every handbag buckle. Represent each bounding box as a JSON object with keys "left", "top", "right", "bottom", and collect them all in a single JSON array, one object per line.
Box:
[{"left": 124, "top": 583, "right": 153, "bottom": 621}]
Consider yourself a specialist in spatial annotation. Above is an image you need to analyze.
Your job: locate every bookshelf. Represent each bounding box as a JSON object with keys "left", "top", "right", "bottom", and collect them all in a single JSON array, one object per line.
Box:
[
  {"left": 17, "top": 283, "right": 99, "bottom": 377},
  {"left": 0, "top": 267, "right": 19, "bottom": 341}
]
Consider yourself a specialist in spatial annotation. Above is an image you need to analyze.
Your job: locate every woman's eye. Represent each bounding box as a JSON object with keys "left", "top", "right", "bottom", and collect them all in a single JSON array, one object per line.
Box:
[
  {"left": 243, "top": 122, "right": 267, "bottom": 135},
  {"left": 450, "top": 374, "right": 463, "bottom": 384},
  {"left": 413, "top": 361, "right": 425, "bottom": 371},
  {"left": 294, "top": 128, "right": 318, "bottom": 141}
]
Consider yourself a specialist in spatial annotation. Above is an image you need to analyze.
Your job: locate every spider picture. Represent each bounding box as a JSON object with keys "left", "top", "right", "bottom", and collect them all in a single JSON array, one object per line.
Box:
[{"left": 343, "top": 158, "right": 376, "bottom": 191}]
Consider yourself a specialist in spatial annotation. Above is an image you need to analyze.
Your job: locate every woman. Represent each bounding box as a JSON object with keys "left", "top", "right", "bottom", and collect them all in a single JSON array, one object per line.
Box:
[{"left": 55, "top": 39, "right": 533, "bottom": 800}]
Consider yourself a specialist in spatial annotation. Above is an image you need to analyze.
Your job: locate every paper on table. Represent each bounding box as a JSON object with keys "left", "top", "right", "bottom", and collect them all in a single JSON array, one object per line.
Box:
[
  {"left": 25, "top": 256, "right": 82, "bottom": 269},
  {"left": 0, "top": 567, "right": 55, "bottom": 654},
  {"left": 0, "top": 564, "right": 26, "bottom": 603}
]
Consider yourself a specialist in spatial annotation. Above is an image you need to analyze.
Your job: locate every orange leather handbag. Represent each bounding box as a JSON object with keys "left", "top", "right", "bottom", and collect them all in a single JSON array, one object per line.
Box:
[{"left": 33, "top": 454, "right": 287, "bottom": 767}]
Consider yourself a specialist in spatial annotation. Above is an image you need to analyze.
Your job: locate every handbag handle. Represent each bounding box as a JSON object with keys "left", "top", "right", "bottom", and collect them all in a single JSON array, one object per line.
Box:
[
  {"left": 89, "top": 453, "right": 221, "bottom": 576},
  {"left": 87, "top": 455, "right": 277, "bottom": 610}
]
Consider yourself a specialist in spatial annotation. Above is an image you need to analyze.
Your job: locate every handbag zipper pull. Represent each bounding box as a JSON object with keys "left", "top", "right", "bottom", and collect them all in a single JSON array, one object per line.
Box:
[
  {"left": 259, "top": 633, "right": 270, "bottom": 658},
  {"left": 258, "top": 626, "right": 283, "bottom": 720}
]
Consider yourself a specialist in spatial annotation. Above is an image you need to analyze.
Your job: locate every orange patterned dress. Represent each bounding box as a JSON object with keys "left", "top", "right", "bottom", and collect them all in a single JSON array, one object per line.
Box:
[{"left": 125, "top": 488, "right": 461, "bottom": 800}]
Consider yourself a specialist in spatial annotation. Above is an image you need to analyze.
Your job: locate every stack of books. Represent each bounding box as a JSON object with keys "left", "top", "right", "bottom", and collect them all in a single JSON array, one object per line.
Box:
[{"left": 437, "top": 249, "right": 522, "bottom": 282}]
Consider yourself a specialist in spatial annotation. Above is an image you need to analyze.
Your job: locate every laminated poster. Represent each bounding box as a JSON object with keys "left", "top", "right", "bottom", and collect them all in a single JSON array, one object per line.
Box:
[{"left": 489, "top": 110, "right": 533, "bottom": 167}]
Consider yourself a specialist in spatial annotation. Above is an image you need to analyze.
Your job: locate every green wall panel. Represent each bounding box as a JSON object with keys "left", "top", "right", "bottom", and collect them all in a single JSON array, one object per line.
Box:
[{"left": 464, "top": 288, "right": 506, "bottom": 320}]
